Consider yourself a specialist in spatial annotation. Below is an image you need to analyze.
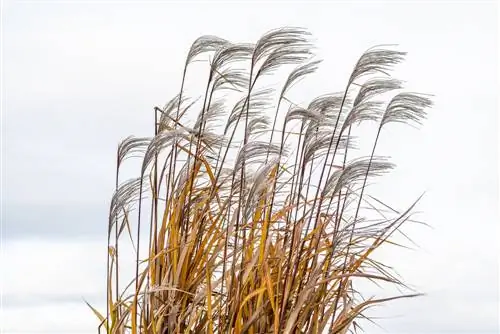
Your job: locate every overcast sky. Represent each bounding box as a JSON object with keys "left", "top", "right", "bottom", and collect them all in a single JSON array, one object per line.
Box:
[{"left": 2, "top": 1, "right": 498, "bottom": 333}]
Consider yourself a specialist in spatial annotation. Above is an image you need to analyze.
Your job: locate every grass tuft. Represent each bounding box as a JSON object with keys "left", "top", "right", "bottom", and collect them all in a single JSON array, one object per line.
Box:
[{"left": 92, "top": 26, "right": 433, "bottom": 334}]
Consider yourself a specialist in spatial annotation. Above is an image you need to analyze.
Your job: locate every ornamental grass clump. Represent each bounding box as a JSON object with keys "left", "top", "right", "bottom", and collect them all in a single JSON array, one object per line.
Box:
[{"left": 91, "top": 27, "right": 433, "bottom": 334}]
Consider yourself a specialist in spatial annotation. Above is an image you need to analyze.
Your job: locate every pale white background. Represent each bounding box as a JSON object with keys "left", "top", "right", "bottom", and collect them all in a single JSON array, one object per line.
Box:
[{"left": 1, "top": 1, "right": 499, "bottom": 333}]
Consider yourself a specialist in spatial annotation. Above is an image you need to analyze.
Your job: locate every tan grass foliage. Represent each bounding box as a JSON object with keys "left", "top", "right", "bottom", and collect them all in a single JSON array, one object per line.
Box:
[{"left": 91, "top": 27, "right": 433, "bottom": 334}]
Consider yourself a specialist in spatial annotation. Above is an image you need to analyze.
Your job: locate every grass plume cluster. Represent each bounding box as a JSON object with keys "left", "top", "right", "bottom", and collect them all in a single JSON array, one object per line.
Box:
[{"left": 92, "top": 27, "right": 433, "bottom": 333}]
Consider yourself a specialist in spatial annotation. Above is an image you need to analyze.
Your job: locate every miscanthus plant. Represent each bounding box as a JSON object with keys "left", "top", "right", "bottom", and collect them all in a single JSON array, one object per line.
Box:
[{"left": 90, "top": 27, "right": 432, "bottom": 334}]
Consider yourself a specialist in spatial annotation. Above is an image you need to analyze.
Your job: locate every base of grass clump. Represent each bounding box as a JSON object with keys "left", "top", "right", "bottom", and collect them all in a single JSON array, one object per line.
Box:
[{"left": 91, "top": 27, "right": 432, "bottom": 334}]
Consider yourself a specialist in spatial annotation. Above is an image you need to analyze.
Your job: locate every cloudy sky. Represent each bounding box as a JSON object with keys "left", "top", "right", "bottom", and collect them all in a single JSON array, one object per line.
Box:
[{"left": 2, "top": 1, "right": 498, "bottom": 333}]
